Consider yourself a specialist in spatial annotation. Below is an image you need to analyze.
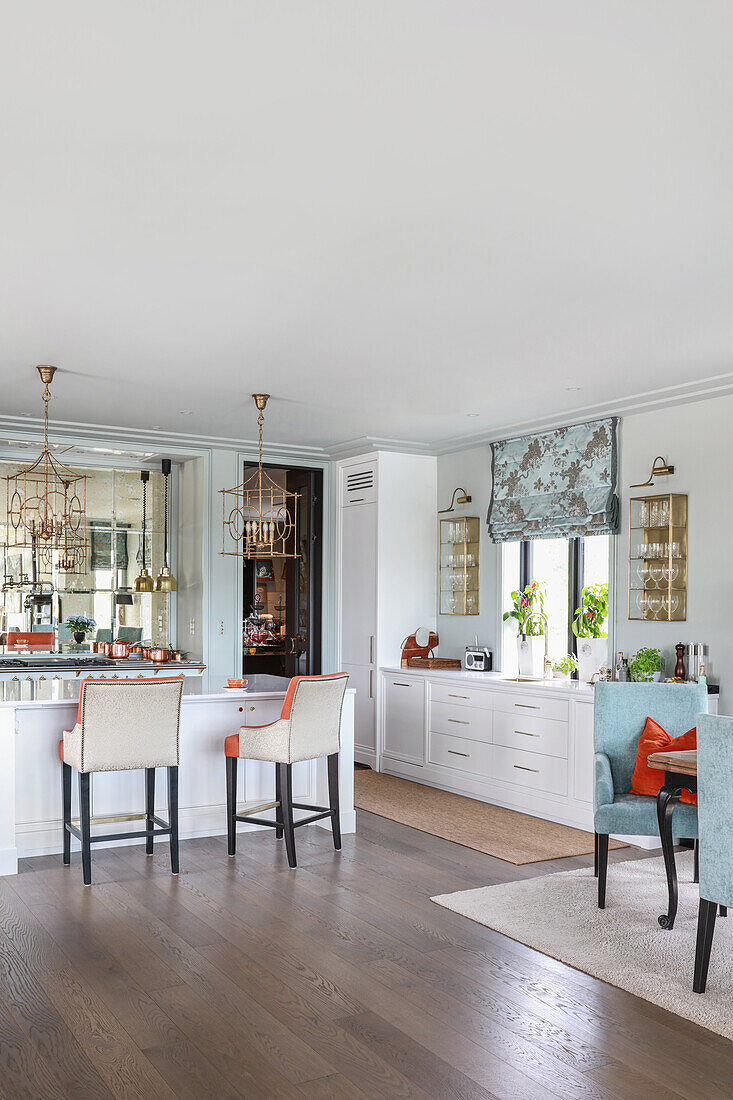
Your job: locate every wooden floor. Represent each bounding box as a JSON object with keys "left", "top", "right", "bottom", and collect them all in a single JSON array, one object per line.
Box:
[{"left": 0, "top": 814, "right": 731, "bottom": 1100}]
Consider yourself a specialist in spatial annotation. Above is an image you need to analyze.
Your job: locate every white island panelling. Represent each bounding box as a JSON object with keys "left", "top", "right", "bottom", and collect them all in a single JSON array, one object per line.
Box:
[{"left": 0, "top": 685, "right": 355, "bottom": 875}]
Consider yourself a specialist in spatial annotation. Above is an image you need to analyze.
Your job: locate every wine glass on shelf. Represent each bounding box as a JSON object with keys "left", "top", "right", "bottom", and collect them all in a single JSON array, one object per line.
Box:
[
  {"left": 647, "top": 593, "right": 662, "bottom": 620},
  {"left": 639, "top": 500, "right": 649, "bottom": 528}
]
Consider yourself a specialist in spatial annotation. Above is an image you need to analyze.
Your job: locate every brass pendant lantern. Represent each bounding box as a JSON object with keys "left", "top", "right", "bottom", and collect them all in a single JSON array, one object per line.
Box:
[
  {"left": 4, "top": 366, "right": 87, "bottom": 576},
  {"left": 155, "top": 459, "right": 177, "bottom": 592},
  {"left": 220, "top": 394, "right": 299, "bottom": 559},
  {"left": 134, "top": 470, "right": 154, "bottom": 593}
]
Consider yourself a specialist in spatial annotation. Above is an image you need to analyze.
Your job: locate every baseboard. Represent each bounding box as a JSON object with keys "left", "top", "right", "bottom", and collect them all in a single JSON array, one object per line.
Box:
[
  {"left": 0, "top": 847, "right": 18, "bottom": 876},
  {"left": 354, "top": 749, "right": 376, "bottom": 769}
]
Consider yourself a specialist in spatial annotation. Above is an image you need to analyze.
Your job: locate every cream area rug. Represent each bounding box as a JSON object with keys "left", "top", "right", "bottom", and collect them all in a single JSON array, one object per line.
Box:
[
  {"left": 433, "top": 851, "right": 733, "bottom": 1040},
  {"left": 354, "top": 768, "right": 626, "bottom": 865}
]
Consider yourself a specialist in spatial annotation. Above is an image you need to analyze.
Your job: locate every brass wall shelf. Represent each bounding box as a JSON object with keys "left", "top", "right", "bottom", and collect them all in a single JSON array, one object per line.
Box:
[
  {"left": 439, "top": 516, "right": 479, "bottom": 616},
  {"left": 628, "top": 493, "right": 687, "bottom": 621}
]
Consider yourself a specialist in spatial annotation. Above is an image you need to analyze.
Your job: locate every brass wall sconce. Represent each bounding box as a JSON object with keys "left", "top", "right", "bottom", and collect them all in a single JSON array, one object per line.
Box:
[
  {"left": 438, "top": 487, "right": 472, "bottom": 514},
  {"left": 631, "top": 456, "right": 675, "bottom": 489}
]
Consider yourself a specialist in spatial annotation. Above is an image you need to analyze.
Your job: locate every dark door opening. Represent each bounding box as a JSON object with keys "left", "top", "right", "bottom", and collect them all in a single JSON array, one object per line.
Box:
[{"left": 241, "top": 464, "right": 322, "bottom": 680}]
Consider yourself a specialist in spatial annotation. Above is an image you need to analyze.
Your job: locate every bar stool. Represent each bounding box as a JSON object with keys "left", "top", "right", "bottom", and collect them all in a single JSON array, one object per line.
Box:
[
  {"left": 60, "top": 677, "right": 184, "bottom": 885},
  {"left": 225, "top": 672, "right": 348, "bottom": 868}
]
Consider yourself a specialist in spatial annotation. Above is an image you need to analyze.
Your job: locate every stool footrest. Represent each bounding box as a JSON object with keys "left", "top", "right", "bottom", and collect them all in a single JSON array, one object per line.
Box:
[{"left": 66, "top": 818, "right": 172, "bottom": 846}]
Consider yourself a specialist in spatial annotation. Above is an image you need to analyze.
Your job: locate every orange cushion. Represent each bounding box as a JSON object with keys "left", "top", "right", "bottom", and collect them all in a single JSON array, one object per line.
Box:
[
  {"left": 629, "top": 717, "right": 697, "bottom": 805},
  {"left": 224, "top": 733, "right": 240, "bottom": 757}
]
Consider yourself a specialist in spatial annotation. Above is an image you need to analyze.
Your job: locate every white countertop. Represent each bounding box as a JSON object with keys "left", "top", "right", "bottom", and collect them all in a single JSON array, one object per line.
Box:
[{"left": 380, "top": 666, "right": 595, "bottom": 698}]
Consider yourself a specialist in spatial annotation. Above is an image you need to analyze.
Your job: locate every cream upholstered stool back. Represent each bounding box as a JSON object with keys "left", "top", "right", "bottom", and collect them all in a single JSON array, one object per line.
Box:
[
  {"left": 226, "top": 672, "right": 348, "bottom": 867},
  {"left": 63, "top": 677, "right": 183, "bottom": 773},
  {"left": 60, "top": 677, "right": 184, "bottom": 885}
]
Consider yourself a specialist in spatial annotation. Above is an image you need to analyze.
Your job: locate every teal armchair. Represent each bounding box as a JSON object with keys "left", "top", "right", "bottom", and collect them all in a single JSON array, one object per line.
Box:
[
  {"left": 693, "top": 714, "right": 733, "bottom": 993},
  {"left": 594, "top": 681, "right": 707, "bottom": 908}
]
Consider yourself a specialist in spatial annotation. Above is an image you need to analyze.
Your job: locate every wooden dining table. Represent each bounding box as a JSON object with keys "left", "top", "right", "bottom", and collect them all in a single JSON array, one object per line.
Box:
[{"left": 648, "top": 748, "right": 726, "bottom": 931}]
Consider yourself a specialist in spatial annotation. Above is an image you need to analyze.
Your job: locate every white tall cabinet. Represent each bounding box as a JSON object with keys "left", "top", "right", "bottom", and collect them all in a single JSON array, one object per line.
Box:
[{"left": 338, "top": 452, "right": 437, "bottom": 767}]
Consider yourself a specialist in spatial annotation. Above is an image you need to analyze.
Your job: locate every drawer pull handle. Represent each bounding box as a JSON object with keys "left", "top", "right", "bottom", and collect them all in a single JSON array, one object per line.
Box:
[
  {"left": 515, "top": 730, "right": 539, "bottom": 738},
  {"left": 448, "top": 749, "right": 470, "bottom": 757},
  {"left": 392, "top": 682, "right": 412, "bottom": 687},
  {"left": 448, "top": 693, "right": 469, "bottom": 699},
  {"left": 515, "top": 703, "right": 539, "bottom": 710},
  {"left": 448, "top": 718, "right": 470, "bottom": 725},
  {"left": 513, "top": 764, "right": 539, "bottom": 773}
]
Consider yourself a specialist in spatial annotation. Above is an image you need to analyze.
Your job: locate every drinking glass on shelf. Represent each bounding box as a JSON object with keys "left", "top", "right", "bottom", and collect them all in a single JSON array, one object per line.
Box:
[
  {"left": 639, "top": 501, "right": 649, "bottom": 527},
  {"left": 671, "top": 540, "right": 681, "bottom": 558},
  {"left": 669, "top": 593, "right": 680, "bottom": 615},
  {"left": 446, "top": 593, "right": 456, "bottom": 613},
  {"left": 649, "top": 501, "right": 658, "bottom": 527},
  {"left": 669, "top": 564, "right": 679, "bottom": 585},
  {"left": 649, "top": 563, "right": 664, "bottom": 588},
  {"left": 466, "top": 593, "right": 475, "bottom": 613},
  {"left": 635, "top": 561, "right": 648, "bottom": 588},
  {"left": 633, "top": 591, "right": 647, "bottom": 617},
  {"left": 659, "top": 499, "right": 670, "bottom": 527},
  {"left": 647, "top": 593, "right": 662, "bottom": 620}
]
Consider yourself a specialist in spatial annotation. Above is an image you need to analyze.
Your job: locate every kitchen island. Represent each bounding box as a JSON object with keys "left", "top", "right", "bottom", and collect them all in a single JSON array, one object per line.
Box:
[{"left": 0, "top": 673, "right": 355, "bottom": 875}]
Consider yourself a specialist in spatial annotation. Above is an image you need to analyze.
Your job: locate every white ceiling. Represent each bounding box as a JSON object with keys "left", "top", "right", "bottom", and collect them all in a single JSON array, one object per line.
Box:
[{"left": 1, "top": 1, "right": 731, "bottom": 454}]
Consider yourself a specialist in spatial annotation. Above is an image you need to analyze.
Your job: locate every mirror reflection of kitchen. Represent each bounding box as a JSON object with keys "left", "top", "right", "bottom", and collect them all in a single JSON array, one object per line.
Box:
[{"left": 241, "top": 464, "right": 323, "bottom": 679}]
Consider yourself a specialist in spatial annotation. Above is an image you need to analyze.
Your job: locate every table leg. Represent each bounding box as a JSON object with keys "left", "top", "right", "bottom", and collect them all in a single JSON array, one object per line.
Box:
[{"left": 657, "top": 781, "right": 682, "bottom": 930}]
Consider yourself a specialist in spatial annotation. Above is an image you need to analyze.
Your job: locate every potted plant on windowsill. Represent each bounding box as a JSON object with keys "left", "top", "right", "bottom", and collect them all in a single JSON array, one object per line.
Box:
[
  {"left": 503, "top": 581, "right": 550, "bottom": 679},
  {"left": 629, "top": 646, "right": 664, "bottom": 683},
  {"left": 572, "top": 583, "right": 609, "bottom": 683},
  {"left": 552, "top": 653, "right": 578, "bottom": 680}
]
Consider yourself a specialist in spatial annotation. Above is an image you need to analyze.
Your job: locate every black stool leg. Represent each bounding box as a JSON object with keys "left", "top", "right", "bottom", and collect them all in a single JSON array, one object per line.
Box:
[
  {"left": 79, "top": 772, "right": 92, "bottom": 886},
  {"left": 278, "top": 763, "right": 296, "bottom": 868},
  {"left": 597, "top": 833, "right": 609, "bottom": 909},
  {"left": 62, "top": 762, "right": 72, "bottom": 866},
  {"left": 145, "top": 768, "right": 156, "bottom": 856},
  {"left": 327, "top": 752, "right": 341, "bottom": 851},
  {"left": 226, "top": 756, "right": 237, "bottom": 856},
  {"left": 720, "top": 906, "right": 727, "bottom": 917},
  {"left": 275, "top": 763, "right": 284, "bottom": 839},
  {"left": 167, "top": 766, "right": 179, "bottom": 875},
  {"left": 594, "top": 831, "right": 599, "bottom": 877},
  {"left": 694, "top": 840, "right": 699, "bottom": 884},
  {"left": 694, "top": 897, "right": 718, "bottom": 993}
]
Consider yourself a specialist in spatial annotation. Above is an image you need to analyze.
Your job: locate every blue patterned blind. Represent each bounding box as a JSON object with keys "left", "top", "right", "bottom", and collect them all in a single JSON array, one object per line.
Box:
[{"left": 488, "top": 417, "right": 619, "bottom": 543}]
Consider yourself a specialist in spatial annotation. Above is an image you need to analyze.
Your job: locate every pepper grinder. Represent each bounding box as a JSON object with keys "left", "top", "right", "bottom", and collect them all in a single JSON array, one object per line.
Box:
[{"left": 674, "top": 642, "right": 685, "bottom": 680}]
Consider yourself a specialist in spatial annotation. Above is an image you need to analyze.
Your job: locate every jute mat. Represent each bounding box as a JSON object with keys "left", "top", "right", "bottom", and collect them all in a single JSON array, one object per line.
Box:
[{"left": 355, "top": 768, "right": 626, "bottom": 865}]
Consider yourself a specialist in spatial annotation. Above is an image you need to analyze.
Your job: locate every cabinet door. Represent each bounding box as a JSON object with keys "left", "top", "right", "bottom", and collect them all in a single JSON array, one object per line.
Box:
[
  {"left": 340, "top": 502, "right": 377, "bottom": 666},
  {"left": 344, "top": 663, "right": 376, "bottom": 755},
  {"left": 383, "top": 675, "right": 424, "bottom": 765},
  {"left": 572, "top": 701, "right": 595, "bottom": 804}
]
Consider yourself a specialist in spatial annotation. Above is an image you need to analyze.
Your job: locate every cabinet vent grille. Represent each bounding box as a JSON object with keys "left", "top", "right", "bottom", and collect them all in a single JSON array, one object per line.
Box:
[{"left": 346, "top": 470, "right": 374, "bottom": 491}]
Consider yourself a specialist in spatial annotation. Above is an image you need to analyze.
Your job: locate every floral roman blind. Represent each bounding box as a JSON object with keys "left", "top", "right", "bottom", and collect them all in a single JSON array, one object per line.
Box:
[{"left": 487, "top": 417, "right": 619, "bottom": 543}]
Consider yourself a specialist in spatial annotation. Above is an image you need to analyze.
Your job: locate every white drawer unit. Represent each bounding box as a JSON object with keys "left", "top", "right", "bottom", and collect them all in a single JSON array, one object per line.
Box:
[
  {"left": 383, "top": 675, "right": 425, "bottom": 766},
  {"left": 430, "top": 682, "right": 494, "bottom": 710},
  {"left": 494, "top": 690, "right": 569, "bottom": 724},
  {"left": 429, "top": 700, "right": 492, "bottom": 744},
  {"left": 493, "top": 710, "right": 568, "bottom": 760},
  {"left": 429, "top": 731, "right": 493, "bottom": 778},
  {"left": 493, "top": 744, "right": 568, "bottom": 797}
]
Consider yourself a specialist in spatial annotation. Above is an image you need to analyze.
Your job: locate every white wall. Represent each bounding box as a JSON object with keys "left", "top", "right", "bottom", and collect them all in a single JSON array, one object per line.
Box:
[
  {"left": 435, "top": 393, "right": 732, "bottom": 713},
  {"left": 176, "top": 457, "right": 205, "bottom": 662},
  {"left": 616, "top": 395, "right": 732, "bottom": 712},
  {"left": 436, "top": 444, "right": 498, "bottom": 660}
]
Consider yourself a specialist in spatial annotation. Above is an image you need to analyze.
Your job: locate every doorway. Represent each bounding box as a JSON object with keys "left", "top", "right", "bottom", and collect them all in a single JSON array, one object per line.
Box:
[{"left": 241, "top": 464, "right": 322, "bottom": 680}]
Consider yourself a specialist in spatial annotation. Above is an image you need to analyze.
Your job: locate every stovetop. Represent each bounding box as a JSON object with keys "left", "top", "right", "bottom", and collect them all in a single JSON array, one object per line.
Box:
[{"left": 0, "top": 656, "right": 115, "bottom": 669}]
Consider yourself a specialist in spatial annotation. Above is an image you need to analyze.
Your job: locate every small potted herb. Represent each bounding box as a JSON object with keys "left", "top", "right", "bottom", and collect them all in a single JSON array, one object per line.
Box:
[
  {"left": 503, "top": 581, "right": 549, "bottom": 678},
  {"left": 65, "top": 615, "right": 96, "bottom": 645},
  {"left": 572, "top": 583, "right": 609, "bottom": 682},
  {"left": 552, "top": 654, "right": 578, "bottom": 680},
  {"left": 628, "top": 646, "right": 664, "bottom": 683}
]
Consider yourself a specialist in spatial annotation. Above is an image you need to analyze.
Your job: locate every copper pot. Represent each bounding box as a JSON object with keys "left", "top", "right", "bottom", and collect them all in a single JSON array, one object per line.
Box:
[
  {"left": 143, "top": 647, "right": 153, "bottom": 661},
  {"left": 150, "top": 647, "right": 170, "bottom": 663},
  {"left": 91, "top": 641, "right": 105, "bottom": 654},
  {"left": 111, "top": 642, "right": 130, "bottom": 659},
  {"left": 103, "top": 642, "right": 115, "bottom": 657},
  {"left": 172, "top": 651, "right": 185, "bottom": 662},
  {"left": 128, "top": 643, "right": 145, "bottom": 658}
]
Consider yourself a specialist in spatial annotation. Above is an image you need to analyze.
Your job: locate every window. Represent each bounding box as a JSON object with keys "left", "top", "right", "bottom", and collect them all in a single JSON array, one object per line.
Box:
[{"left": 501, "top": 534, "right": 610, "bottom": 673}]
